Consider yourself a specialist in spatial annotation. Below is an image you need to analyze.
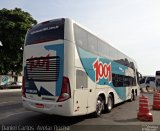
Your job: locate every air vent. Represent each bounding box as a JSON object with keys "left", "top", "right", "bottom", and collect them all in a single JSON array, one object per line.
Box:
[{"left": 26, "top": 56, "right": 60, "bottom": 81}]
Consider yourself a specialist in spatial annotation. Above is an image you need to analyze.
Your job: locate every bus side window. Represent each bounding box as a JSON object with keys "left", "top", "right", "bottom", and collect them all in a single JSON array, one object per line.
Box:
[
  {"left": 87, "top": 33, "right": 98, "bottom": 54},
  {"left": 76, "top": 70, "right": 88, "bottom": 89},
  {"left": 74, "top": 24, "right": 87, "bottom": 50}
]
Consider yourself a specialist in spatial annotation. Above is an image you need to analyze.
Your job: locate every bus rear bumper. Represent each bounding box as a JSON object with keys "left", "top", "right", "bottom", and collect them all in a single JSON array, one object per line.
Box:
[{"left": 22, "top": 97, "right": 73, "bottom": 116}]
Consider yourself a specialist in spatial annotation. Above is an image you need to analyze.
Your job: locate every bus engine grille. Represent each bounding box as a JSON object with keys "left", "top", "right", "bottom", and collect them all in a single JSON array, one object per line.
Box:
[{"left": 26, "top": 56, "right": 60, "bottom": 82}]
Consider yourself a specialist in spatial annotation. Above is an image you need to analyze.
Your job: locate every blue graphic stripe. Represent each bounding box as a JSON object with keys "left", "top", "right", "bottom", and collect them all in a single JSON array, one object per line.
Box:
[
  {"left": 44, "top": 44, "right": 64, "bottom": 96},
  {"left": 77, "top": 47, "right": 128, "bottom": 100}
]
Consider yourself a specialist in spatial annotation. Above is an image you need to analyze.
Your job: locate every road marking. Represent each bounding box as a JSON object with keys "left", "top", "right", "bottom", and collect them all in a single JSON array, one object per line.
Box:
[
  {"left": 0, "top": 110, "right": 32, "bottom": 120},
  {"left": 0, "top": 101, "right": 22, "bottom": 106}
]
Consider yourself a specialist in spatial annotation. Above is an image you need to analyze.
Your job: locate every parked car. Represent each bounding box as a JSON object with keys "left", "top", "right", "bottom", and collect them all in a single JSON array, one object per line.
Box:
[
  {"left": 0, "top": 81, "right": 22, "bottom": 89},
  {"left": 8, "top": 81, "right": 22, "bottom": 89},
  {"left": 0, "top": 83, "right": 9, "bottom": 89},
  {"left": 139, "top": 76, "right": 156, "bottom": 92}
]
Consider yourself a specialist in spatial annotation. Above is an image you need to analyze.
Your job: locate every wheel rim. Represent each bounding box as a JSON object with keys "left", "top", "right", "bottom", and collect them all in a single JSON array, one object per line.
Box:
[{"left": 96, "top": 99, "right": 103, "bottom": 116}]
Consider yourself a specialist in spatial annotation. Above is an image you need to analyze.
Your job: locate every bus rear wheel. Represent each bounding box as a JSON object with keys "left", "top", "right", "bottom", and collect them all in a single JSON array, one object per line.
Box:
[
  {"left": 95, "top": 96, "right": 104, "bottom": 117},
  {"left": 129, "top": 91, "right": 135, "bottom": 102},
  {"left": 105, "top": 94, "right": 113, "bottom": 113}
]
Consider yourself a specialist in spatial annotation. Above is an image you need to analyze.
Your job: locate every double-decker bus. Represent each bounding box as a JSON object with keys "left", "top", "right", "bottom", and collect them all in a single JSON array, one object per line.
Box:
[{"left": 22, "top": 18, "right": 140, "bottom": 117}]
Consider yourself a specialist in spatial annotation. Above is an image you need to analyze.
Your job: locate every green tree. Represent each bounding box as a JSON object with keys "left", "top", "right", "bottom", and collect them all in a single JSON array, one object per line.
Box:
[{"left": 0, "top": 8, "right": 37, "bottom": 75}]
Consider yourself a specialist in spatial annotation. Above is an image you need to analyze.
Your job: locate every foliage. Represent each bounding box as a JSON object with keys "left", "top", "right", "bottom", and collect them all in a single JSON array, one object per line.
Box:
[{"left": 0, "top": 8, "right": 37, "bottom": 75}]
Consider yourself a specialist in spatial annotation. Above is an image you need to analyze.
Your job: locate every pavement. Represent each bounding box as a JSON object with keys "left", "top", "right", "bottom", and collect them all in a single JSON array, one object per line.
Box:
[
  {"left": 0, "top": 89, "right": 21, "bottom": 93},
  {"left": 0, "top": 88, "right": 160, "bottom": 131}
]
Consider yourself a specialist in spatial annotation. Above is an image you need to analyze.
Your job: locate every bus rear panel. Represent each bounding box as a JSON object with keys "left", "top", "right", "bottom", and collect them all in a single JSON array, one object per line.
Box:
[{"left": 22, "top": 18, "right": 74, "bottom": 116}]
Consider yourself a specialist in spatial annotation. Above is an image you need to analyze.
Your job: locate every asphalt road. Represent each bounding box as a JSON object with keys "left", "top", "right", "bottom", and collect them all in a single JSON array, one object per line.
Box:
[{"left": 0, "top": 90, "right": 160, "bottom": 131}]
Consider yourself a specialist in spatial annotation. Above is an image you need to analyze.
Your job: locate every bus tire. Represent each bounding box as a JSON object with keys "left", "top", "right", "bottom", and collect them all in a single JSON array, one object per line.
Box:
[
  {"left": 133, "top": 91, "right": 136, "bottom": 101},
  {"left": 146, "top": 86, "right": 149, "bottom": 92},
  {"left": 94, "top": 96, "right": 104, "bottom": 117},
  {"left": 105, "top": 94, "right": 113, "bottom": 113}
]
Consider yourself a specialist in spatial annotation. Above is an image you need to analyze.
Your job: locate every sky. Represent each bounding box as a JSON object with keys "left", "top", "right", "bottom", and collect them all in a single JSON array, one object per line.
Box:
[{"left": 0, "top": 0, "right": 160, "bottom": 76}]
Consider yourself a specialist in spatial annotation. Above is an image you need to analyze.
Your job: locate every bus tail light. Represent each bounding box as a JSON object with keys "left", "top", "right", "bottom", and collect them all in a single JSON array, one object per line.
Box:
[
  {"left": 57, "top": 77, "right": 71, "bottom": 102},
  {"left": 22, "top": 76, "right": 26, "bottom": 97}
]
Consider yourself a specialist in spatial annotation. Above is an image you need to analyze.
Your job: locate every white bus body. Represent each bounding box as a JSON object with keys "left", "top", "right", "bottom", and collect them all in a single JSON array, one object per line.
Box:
[
  {"left": 22, "top": 18, "right": 140, "bottom": 116},
  {"left": 139, "top": 75, "right": 156, "bottom": 92}
]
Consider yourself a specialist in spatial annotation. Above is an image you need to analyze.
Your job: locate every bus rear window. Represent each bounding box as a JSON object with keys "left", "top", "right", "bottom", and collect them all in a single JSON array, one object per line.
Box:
[{"left": 25, "top": 18, "right": 64, "bottom": 45}]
